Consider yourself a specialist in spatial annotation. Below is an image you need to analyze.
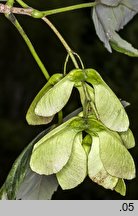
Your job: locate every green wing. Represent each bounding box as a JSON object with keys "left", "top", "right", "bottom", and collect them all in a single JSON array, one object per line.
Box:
[
  {"left": 86, "top": 69, "right": 129, "bottom": 132},
  {"left": 26, "top": 82, "right": 53, "bottom": 125},
  {"left": 57, "top": 133, "right": 87, "bottom": 189},
  {"left": 114, "top": 179, "right": 126, "bottom": 196},
  {"left": 88, "top": 135, "right": 118, "bottom": 189},
  {"left": 119, "top": 129, "right": 135, "bottom": 149},
  {"left": 35, "top": 76, "right": 74, "bottom": 117},
  {"left": 26, "top": 73, "right": 63, "bottom": 125},
  {"left": 99, "top": 130, "right": 136, "bottom": 179},
  {"left": 30, "top": 117, "right": 81, "bottom": 175}
]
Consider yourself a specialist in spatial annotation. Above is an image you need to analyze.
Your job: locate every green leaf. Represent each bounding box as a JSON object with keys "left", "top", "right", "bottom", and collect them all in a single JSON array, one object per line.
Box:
[
  {"left": 35, "top": 76, "right": 74, "bottom": 117},
  {"left": 30, "top": 117, "right": 81, "bottom": 175},
  {"left": 56, "top": 133, "right": 87, "bottom": 189},
  {"left": 0, "top": 127, "right": 52, "bottom": 200},
  {"left": 119, "top": 129, "right": 135, "bottom": 149},
  {"left": 26, "top": 73, "right": 63, "bottom": 125},
  {"left": 92, "top": 2, "right": 138, "bottom": 56},
  {"left": 86, "top": 69, "right": 129, "bottom": 132},
  {"left": 114, "top": 179, "right": 126, "bottom": 196},
  {"left": 99, "top": 130, "right": 136, "bottom": 179},
  {"left": 16, "top": 168, "right": 58, "bottom": 200},
  {"left": 88, "top": 135, "right": 118, "bottom": 190}
]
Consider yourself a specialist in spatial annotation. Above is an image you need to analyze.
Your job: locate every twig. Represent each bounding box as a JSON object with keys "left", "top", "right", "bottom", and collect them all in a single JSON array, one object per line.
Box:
[{"left": 0, "top": 3, "right": 32, "bottom": 16}]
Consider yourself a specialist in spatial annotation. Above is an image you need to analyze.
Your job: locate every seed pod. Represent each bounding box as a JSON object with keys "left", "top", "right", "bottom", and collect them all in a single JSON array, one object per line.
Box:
[
  {"left": 26, "top": 73, "right": 63, "bottom": 125},
  {"left": 56, "top": 133, "right": 87, "bottom": 189},
  {"left": 85, "top": 69, "right": 129, "bottom": 132},
  {"left": 88, "top": 135, "right": 118, "bottom": 189},
  {"left": 30, "top": 117, "right": 82, "bottom": 175}
]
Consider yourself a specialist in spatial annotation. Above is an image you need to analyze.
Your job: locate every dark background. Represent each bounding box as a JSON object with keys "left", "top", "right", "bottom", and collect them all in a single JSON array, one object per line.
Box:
[{"left": 0, "top": 0, "right": 138, "bottom": 200}]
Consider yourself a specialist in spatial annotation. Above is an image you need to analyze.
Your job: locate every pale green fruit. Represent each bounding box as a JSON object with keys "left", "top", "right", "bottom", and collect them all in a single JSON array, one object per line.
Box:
[
  {"left": 56, "top": 133, "right": 87, "bottom": 189},
  {"left": 114, "top": 178, "right": 126, "bottom": 196},
  {"left": 26, "top": 73, "right": 63, "bottom": 125},
  {"left": 35, "top": 76, "right": 74, "bottom": 117},
  {"left": 99, "top": 130, "right": 136, "bottom": 179},
  {"left": 30, "top": 117, "right": 82, "bottom": 175},
  {"left": 119, "top": 129, "right": 135, "bottom": 149},
  {"left": 88, "top": 135, "right": 118, "bottom": 190},
  {"left": 86, "top": 69, "right": 129, "bottom": 132}
]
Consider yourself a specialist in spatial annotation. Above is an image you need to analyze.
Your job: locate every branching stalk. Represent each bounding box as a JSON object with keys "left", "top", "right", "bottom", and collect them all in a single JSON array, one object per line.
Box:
[
  {"left": 58, "top": 110, "right": 63, "bottom": 125},
  {"left": 42, "top": 2, "right": 98, "bottom": 16},
  {"left": 0, "top": 1, "right": 97, "bottom": 70},
  {"left": 0, "top": 2, "right": 97, "bottom": 17}
]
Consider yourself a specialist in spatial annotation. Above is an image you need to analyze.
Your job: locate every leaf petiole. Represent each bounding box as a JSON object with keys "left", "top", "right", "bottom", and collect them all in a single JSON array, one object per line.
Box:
[{"left": 42, "top": 2, "right": 98, "bottom": 17}]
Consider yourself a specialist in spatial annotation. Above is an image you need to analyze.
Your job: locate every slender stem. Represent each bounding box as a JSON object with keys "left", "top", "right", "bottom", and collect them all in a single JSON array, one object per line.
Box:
[
  {"left": 64, "top": 54, "right": 70, "bottom": 75},
  {"left": 82, "top": 83, "right": 88, "bottom": 118},
  {"left": 43, "top": 2, "right": 98, "bottom": 16},
  {"left": 73, "top": 52, "right": 85, "bottom": 69},
  {"left": 84, "top": 83, "right": 99, "bottom": 119},
  {"left": 58, "top": 110, "right": 63, "bottom": 125},
  {"left": 16, "top": 0, "right": 29, "bottom": 8},
  {"left": 5, "top": 13, "right": 50, "bottom": 80},
  {"left": 0, "top": 2, "right": 97, "bottom": 17},
  {"left": 42, "top": 16, "right": 79, "bottom": 69}
]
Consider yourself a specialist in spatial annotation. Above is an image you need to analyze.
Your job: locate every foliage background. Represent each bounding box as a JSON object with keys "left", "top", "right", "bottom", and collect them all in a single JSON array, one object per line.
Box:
[{"left": 0, "top": 0, "right": 138, "bottom": 199}]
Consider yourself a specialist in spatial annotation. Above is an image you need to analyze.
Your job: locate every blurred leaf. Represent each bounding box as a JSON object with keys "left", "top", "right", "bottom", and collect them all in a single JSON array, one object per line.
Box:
[
  {"left": 99, "top": 0, "right": 121, "bottom": 6},
  {"left": 0, "top": 127, "right": 52, "bottom": 200},
  {"left": 110, "top": 31, "right": 138, "bottom": 57},
  {"left": 99, "top": 130, "right": 136, "bottom": 179},
  {"left": 121, "top": 100, "right": 130, "bottom": 108},
  {"left": 92, "top": 1, "right": 138, "bottom": 56},
  {"left": 16, "top": 168, "right": 58, "bottom": 200},
  {"left": 122, "top": 0, "right": 138, "bottom": 11},
  {"left": 86, "top": 69, "right": 129, "bottom": 132},
  {"left": 57, "top": 133, "right": 87, "bottom": 189},
  {"left": 88, "top": 135, "right": 118, "bottom": 190},
  {"left": 0, "top": 186, "right": 8, "bottom": 200},
  {"left": 114, "top": 178, "right": 126, "bottom": 196},
  {"left": 63, "top": 107, "right": 82, "bottom": 122},
  {"left": 30, "top": 117, "right": 81, "bottom": 175}
]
